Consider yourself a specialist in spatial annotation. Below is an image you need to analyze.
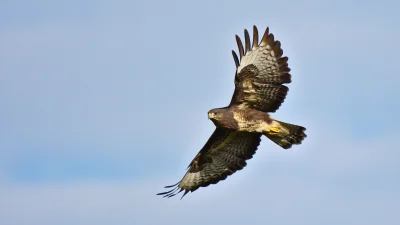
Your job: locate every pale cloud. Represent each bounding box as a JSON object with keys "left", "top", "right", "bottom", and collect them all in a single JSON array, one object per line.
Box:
[
  {"left": 1, "top": 169, "right": 399, "bottom": 225},
  {"left": 2, "top": 125, "right": 399, "bottom": 225}
]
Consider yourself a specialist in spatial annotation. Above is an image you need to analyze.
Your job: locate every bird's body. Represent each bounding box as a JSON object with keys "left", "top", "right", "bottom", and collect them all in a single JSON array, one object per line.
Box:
[
  {"left": 208, "top": 107, "right": 279, "bottom": 135},
  {"left": 158, "top": 26, "right": 307, "bottom": 199}
]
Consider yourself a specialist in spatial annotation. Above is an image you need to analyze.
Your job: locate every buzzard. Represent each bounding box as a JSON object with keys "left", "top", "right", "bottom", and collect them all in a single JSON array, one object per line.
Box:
[{"left": 158, "top": 26, "right": 306, "bottom": 199}]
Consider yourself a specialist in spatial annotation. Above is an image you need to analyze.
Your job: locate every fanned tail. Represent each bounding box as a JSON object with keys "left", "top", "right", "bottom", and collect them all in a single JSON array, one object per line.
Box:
[{"left": 265, "top": 120, "right": 306, "bottom": 149}]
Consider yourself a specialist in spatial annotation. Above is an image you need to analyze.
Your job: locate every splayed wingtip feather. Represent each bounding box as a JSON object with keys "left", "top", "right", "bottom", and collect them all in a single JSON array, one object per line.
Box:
[
  {"left": 164, "top": 182, "right": 180, "bottom": 188},
  {"left": 180, "top": 190, "right": 190, "bottom": 200}
]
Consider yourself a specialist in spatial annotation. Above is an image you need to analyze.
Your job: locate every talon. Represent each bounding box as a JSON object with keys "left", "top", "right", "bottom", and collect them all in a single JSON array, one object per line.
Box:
[{"left": 269, "top": 127, "right": 280, "bottom": 135}]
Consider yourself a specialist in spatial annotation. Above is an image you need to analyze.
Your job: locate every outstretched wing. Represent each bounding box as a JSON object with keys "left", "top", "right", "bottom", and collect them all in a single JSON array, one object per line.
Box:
[
  {"left": 157, "top": 128, "right": 261, "bottom": 199},
  {"left": 230, "top": 26, "right": 291, "bottom": 112}
]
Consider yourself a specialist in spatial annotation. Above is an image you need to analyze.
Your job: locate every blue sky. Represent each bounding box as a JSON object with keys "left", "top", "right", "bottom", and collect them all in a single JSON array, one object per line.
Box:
[{"left": 1, "top": 0, "right": 400, "bottom": 224}]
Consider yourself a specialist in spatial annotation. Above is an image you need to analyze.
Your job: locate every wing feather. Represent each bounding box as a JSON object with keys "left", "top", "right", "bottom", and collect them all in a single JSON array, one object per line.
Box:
[
  {"left": 252, "top": 26, "right": 259, "bottom": 48},
  {"left": 244, "top": 29, "right": 251, "bottom": 54},
  {"left": 232, "top": 50, "right": 240, "bottom": 68},
  {"left": 230, "top": 26, "right": 292, "bottom": 112},
  {"left": 235, "top": 35, "right": 245, "bottom": 59},
  {"left": 157, "top": 128, "right": 261, "bottom": 198}
]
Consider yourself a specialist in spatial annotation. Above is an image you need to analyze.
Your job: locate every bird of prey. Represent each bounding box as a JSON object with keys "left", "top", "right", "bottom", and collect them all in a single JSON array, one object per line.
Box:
[{"left": 158, "top": 26, "right": 306, "bottom": 199}]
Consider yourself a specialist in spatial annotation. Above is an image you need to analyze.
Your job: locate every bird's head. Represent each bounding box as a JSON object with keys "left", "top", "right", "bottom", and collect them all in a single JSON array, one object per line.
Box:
[{"left": 208, "top": 108, "right": 225, "bottom": 121}]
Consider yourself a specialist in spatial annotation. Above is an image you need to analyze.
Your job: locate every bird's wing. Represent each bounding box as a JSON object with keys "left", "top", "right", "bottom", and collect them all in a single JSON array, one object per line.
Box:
[
  {"left": 230, "top": 26, "right": 291, "bottom": 113},
  {"left": 157, "top": 128, "right": 261, "bottom": 199}
]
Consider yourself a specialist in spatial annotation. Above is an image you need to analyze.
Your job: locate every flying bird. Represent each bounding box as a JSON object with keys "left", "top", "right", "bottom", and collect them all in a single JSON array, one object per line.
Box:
[{"left": 158, "top": 26, "right": 306, "bottom": 199}]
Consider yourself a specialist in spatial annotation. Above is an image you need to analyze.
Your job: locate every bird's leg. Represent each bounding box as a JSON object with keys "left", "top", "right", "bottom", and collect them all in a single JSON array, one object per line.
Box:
[{"left": 268, "top": 127, "right": 280, "bottom": 136}]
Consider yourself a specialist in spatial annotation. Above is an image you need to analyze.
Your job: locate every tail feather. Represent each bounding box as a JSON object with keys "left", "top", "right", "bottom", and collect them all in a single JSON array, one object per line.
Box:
[{"left": 265, "top": 120, "right": 306, "bottom": 149}]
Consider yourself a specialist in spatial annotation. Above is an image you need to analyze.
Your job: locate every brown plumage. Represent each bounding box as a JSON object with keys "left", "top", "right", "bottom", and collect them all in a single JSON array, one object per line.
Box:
[{"left": 158, "top": 26, "right": 307, "bottom": 199}]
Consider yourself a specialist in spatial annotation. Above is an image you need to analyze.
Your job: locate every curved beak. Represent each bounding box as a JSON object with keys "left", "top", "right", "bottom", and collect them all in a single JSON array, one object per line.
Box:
[{"left": 208, "top": 112, "right": 215, "bottom": 119}]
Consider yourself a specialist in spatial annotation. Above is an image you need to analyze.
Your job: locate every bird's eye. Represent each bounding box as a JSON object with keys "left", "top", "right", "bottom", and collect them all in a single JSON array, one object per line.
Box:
[{"left": 214, "top": 112, "right": 218, "bottom": 115}]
